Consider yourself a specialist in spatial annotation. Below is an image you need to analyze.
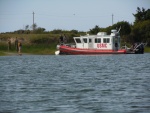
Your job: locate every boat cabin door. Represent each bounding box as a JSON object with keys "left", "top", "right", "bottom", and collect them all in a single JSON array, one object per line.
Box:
[
  {"left": 113, "top": 36, "right": 120, "bottom": 51},
  {"left": 83, "top": 38, "right": 88, "bottom": 49},
  {"left": 88, "top": 38, "right": 93, "bottom": 49}
]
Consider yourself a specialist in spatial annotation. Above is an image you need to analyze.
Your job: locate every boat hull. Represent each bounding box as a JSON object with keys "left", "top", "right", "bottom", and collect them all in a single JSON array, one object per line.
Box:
[{"left": 59, "top": 45, "right": 127, "bottom": 55}]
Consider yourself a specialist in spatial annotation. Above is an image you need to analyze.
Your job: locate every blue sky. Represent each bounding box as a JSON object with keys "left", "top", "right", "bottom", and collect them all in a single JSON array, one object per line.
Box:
[{"left": 0, "top": 0, "right": 150, "bottom": 33}]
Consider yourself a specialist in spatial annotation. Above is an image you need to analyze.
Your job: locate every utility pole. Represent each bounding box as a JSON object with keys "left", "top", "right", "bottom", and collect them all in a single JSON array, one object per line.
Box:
[
  {"left": 112, "top": 14, "right": 114, "bottom": 26},
  {"left": 33, "top": 12, "right": 35, "bottom": 30}
]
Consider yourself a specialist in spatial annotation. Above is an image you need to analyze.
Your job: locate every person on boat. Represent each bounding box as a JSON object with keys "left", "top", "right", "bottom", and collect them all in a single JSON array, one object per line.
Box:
[
  {"left": 59, "top": 34, "right": 64, "bottom": 45},
  {"left": 63, "top": 34, "right": 67, "bottom": 43},
  {"left": 141, "top": 43, "right": 144, "bottom": 53},
  {"left": 134, "top": 43, "right": 138, "bottom": 49},
  {"left": 131, "top": 43, "right": 136, "bottom": 51},
  {"left": 138, "top": 43, "right": 144, "bottom": 53},
  {"left": 124, "top": 42, "right": 127, "bottom": 49},
  {"left": 115, "top": 42, "right": 118, "bottom": 51}
]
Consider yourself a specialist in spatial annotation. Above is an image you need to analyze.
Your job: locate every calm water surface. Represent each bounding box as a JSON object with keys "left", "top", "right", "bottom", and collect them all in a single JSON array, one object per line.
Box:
[{"left": 0, "top": 54, "right": 150, "bottom": 113}]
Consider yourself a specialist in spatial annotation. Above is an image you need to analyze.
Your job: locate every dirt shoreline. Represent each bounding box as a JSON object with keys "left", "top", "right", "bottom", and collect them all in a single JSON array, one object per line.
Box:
[
  {"left": 0, "top": 51, "right": 53, "bottom": 56},
  {"left": 0, "top": 52, "right": 32, "bottom": 56}
]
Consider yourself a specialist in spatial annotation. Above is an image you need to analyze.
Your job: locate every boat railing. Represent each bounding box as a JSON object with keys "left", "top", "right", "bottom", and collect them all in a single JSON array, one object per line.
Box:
[
  {"left": 133, "top": 43, "right": 147, "bottom": 51},
  {"left": 121, "top": 42, "right": 147, "bottom": 52},
  {"left": 121, "top": 45, "right": 130, "bottom": 50},
  {"left": 63, "top": 43, "right": 76, "bottom": 48}
]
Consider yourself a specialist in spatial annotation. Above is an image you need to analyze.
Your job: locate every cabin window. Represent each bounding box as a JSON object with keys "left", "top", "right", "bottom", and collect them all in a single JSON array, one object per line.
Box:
[
  {"left": 89, "top": 39, "right": 92, "bottom": 43},
  {"left": 95, "top": 38, "right": 101, "bottom": 43},
  {"left": 75, "top": 38, "right": 81, "bottom": 43},
  {"left": 103, "top": 38, "right": 110, "bottom": 43},
  {"left": 83, "top": 38, "right": 87, "bottom": 43}
]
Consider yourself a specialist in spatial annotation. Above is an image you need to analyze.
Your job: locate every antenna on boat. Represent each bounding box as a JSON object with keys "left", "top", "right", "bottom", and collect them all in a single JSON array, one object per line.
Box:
[{"left": 117, "top": 26, "right": 121, "bottom": 33}]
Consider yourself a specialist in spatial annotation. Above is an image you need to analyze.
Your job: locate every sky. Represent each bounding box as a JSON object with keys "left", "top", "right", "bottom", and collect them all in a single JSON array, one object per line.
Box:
[{"left": 0, "top": 0, "right": 150, "bottom": 33}]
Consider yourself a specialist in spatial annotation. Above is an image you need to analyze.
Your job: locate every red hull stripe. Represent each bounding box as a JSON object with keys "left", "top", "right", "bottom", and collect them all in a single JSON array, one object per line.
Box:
[{"left": 60, "top": 46, "right": 126, "bottom": 55}]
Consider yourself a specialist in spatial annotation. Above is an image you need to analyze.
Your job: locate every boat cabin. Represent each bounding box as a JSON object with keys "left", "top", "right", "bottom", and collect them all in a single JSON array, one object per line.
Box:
[{"left": 73, "top": 30, "right": 120, "bottom": 50}]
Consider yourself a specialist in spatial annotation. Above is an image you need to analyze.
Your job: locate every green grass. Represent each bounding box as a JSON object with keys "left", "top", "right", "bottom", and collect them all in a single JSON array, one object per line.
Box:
[
  {"left": 0, "top": 34, "right": 59, "bottom": 55},
  {"left": 0, "top": 51, "right": 6, "bottom": 56},
  {"left": 145, "top": 47, "right": 150, "bottom": 53},
  {"left": 22, "top": 43, "right": 57, "bottom": 55},
  {"left": 0, "top": 41, "right": 58, "bottom": 55}
]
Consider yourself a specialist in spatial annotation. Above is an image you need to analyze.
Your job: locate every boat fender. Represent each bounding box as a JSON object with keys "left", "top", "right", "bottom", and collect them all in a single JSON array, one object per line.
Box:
[{"left": 55, "top": 50, "right": 60, "bottom": 55}]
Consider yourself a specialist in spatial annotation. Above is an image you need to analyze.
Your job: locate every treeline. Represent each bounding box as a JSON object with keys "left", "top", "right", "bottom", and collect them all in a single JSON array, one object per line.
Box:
[
  {"left": 3, "top": 23, "right": 85, "bottom": 35},
  {"left": 89, "top": 7, "right": 150, "bottom": 46},
  {"left": 1, "top": 7, "right": 150, "bottom": 46}
]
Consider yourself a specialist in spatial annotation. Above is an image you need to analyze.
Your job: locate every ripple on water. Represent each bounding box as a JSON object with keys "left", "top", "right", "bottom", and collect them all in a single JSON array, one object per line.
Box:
[{"left": 0, "top": 54, "right": 150, "bottom": 113}]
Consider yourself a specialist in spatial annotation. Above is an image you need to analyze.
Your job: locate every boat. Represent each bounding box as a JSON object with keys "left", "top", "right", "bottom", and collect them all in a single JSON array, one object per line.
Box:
[{"left": 55, "top": 29, "right": 146, "bottom": 55}]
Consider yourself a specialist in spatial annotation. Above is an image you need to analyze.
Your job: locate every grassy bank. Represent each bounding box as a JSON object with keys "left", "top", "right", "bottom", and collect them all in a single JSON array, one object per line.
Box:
[
  {"left": 0, "top": 51, "right": 6, "bottom": 56},
  {"left": 22, "top": 43, "right": 57, "bottom": 55},
  {"left": 0, "top": 33, "right": 79, "bottom": 55},
  {"left": 0, "top": 43, "right": 57, "bottom": 55},
  {"left": 0, "top": 33, "right": 150, "bottom": 56},
  {"left": 0, "top": 34, "right": 61, "bottom": 55},
  {"left": 145, "top": 47, "right": 150, "bottom": 53}
]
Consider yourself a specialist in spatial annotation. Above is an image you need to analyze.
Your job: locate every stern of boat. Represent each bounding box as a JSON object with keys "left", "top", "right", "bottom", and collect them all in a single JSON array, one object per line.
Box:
[{"left": 121, "top": 43, "right": 147, "bottom": 54}]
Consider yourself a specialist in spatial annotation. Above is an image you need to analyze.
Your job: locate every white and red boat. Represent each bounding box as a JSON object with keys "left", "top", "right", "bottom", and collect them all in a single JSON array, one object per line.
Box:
[{"left": 55, "top": 29, "right": 146, "bottom": 55}]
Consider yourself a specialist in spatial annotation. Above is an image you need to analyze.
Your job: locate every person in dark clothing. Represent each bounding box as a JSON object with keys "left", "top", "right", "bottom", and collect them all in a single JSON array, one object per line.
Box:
[
  {"left": 59, "top": 34, "right": 64, "bottom": 44},
  {"left": 115, "top": 42, "right": 118, "bottom": 51},
  {"left": 63, "top": 34, "right": 67, "bottom": 43}
]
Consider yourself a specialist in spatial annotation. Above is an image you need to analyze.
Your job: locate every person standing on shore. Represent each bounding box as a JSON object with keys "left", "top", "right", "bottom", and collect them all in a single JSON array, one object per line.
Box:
[
  {"left": 63, "top": 34, "right": 67, "bottom": 44},
  {"left": 7, "top": 38, "right": 11, "bottom": 51},
  {"left": 59, "top": 34, "right": 64, "bottom": 44},
  {"left": 15, "top": 37, "right": 18, "bottom": 52},
  {"left": 18, "top": 41, "right": 22, "bottom": 55}
]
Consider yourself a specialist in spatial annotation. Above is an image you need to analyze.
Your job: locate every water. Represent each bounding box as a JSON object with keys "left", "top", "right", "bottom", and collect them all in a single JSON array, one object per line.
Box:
[{"left": 0, "top": 54, "right": 150, "bottom": 113}]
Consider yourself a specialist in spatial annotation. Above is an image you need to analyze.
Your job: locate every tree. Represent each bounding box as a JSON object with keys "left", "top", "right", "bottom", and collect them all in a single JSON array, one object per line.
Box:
[
  {"left": 131, "top": 20, "right": 150, "bottom": 45},
  {"left": 133, "top": 7, "right": 150, "bottom": 23},
  {"left": 146, "top": 9, "right": 150, "bottom": 20},
  {"left": 31, "top": 23, "right": 37, "bottom": 31},
  {"left": 25, "top": 25, "right": 30, "bottom": 34},
  {"left": 99, "top": 21, "right": 131, "bottom": 36},
  {"left": 50, "top": 29, "right": 62, "bottom": 34},
  {"left": 34, "top": 27, "right": 46, "bottom": 34},
  {"left": 89, "top": 25, "right": 100, "bottom": 34},
  {"left": 70, "top": 30, "right": 78, "bottom": 34},
  {"left": 25, "top": 25, "right": 29, "bottom": 30},
  {"left": 112, "top": 21, "right": 131, "bottom": 35},
  {"left": 132, "top": 7, "right": 150, "bottom": 45}
]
